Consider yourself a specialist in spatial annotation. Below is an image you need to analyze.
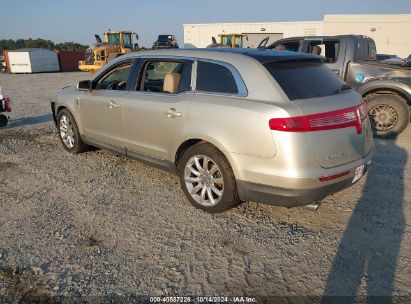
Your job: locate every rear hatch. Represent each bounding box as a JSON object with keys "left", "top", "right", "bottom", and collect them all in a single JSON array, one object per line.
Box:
[{"left": 265, "top": 60, "right": 374, "bottom": 168}]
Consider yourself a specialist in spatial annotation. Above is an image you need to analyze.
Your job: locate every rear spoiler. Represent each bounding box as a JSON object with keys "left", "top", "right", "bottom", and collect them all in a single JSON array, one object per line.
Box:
[{"left": 254, "top": 55, "right": 326, "bottom": 64}]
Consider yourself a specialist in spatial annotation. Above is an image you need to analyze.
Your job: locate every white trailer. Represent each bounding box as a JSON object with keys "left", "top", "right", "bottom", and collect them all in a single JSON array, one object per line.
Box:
[
  {"left": 8, "top": 48, "right": 60, "bottom": 74},
  {"left": 183, "top": 14, "right": 411, "bottom": 57},
  {"left": 183, "top": 21, "right": 323, "bottom": 48}
]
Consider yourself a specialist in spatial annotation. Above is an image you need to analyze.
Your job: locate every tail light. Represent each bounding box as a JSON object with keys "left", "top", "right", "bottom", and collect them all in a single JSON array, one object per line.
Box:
[
  {"left": 319, "top": 171, "right": 350, "bottom": 182},
  {"left": 5, "top": 97, "right": 11, "bottom": 112},
  {"left": 269, "top": 102, "right": 367, "bottom": 134}
]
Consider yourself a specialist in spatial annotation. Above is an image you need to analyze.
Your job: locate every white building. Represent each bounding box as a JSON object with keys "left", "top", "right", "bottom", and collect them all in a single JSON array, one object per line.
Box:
[
  {"left": 8, "top": 48, "right": 60, "bottom": 74},
  {"left": 183, "top": 14, "right": 411, "bottom": 58}
]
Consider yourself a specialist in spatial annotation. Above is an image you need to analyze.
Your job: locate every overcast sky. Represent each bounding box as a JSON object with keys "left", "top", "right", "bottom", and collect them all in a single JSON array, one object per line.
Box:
[{"left": 1, "top": 0, "right": 410, "bottom": 47}]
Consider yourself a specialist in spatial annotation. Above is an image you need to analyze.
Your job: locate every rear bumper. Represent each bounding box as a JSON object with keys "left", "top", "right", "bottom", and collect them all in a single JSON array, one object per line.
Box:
[{"left": 236, "top": 155, "right": 372, "bottom": 208}]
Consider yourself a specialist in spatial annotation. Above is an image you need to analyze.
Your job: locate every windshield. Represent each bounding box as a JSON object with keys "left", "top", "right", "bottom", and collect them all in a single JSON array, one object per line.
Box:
[
  {"left": 108, "top": 33, "right": 120, "bottom": 45},
  {"left": 265, "top": 61, "right": 346, "bottom": 100},
  {"left": 123, "top": 33, "right": 132, "bottom": 48},
  {"left": 221, "top": 36, "right": 232, "bottom": 47},
  {"left": 158, "top": 35, "right": 171, "bottom": 42}
]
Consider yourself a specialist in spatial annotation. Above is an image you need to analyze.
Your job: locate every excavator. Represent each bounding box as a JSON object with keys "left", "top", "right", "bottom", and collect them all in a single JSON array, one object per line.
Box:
[{"left": 79, "top": 30, "right": 139, "bottom": 73}]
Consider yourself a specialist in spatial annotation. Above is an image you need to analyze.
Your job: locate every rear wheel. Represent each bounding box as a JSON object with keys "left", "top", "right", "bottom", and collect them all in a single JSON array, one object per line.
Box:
[
  {"left": 366, "top": 94, "right": 409, "bottom": 139},
  {"left": 178, "top": 142, "right": 240, "bottom": 213},
  {"left": 0, "top": 114, "right": 8, "bottom": 127},
  {"left": 57, "top": 109, "right": 88, "bottom": 154}
]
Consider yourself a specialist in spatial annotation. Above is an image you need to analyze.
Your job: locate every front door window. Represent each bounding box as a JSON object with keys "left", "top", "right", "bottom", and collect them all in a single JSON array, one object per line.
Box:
[{"left": 95, "top": 62, "right": 133, "bottom": 91}]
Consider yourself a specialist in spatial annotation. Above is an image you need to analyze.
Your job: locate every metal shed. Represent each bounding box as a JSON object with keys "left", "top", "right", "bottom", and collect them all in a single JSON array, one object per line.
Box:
[
  {"left": 57, "top": 50, "right": 85, "bottom": 72},
  {"left": 8, "top": 48, "right": 60, "bottom": 73}
]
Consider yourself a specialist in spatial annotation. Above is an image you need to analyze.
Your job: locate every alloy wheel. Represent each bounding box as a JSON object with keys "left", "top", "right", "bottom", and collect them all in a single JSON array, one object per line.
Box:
[
  {"left": 184, "top": 155, "right": 224, "bottom": 206},
  {"left": 59, "top": 114, "right": 75, "bottom": 148},
  {"left": 368, "top": 104, "right": 398, "bottom": 131}
]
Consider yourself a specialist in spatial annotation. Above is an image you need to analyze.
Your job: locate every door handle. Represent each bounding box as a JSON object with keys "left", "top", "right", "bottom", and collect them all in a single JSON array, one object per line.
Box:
[
  {"left": 165, "top": 108, "right": 182, "bottom": 118},
  {"left": 108, "top": 101, "right": 120, "bottom": 109}
]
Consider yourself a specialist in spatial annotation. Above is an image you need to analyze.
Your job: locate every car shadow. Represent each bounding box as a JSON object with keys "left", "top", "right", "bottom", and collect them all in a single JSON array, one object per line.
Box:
[
  {"left": 0, "top": 113, "right": 52, "bottom": 130},
  {"left": 322, "top": 139, "right": 407, "bottom": 302}
]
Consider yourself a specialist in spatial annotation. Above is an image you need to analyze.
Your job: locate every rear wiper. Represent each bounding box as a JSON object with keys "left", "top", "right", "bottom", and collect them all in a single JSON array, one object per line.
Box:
[{"left": 334, "top": 83, "right": 352, "bottom": 94}]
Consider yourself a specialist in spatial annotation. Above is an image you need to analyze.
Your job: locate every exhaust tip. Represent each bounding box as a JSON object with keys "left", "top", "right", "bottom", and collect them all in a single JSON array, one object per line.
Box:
[{"left": 302, "top": 203, "right": 321, "bottom": 212}]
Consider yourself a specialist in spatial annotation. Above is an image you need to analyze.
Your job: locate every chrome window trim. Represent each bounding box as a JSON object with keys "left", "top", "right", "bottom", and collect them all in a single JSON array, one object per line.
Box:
[
  {"left": 195, "top": 59, "right": 248, "bottom": 97},
  {"left": 191, "top": 60, "right": 198, "bottom": 91},
  {"left": 126, "top": 90, "right": 193, "bottom": 98}
]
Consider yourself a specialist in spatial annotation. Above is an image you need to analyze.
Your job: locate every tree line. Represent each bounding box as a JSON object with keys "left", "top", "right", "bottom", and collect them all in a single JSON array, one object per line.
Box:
[{"left": 0, "top": 38, "right": 88, "bottom": 52}]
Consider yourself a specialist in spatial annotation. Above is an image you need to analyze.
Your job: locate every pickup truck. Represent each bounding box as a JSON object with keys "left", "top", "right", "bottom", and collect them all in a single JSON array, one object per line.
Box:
[{"left": 266, "top": 35, "right": 411, "bottom": 138}]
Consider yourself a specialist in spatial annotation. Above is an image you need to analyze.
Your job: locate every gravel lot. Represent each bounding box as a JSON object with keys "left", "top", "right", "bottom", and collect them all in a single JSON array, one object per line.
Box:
[{"left": 0, "top": 72, "right": 410, "bottom": 302}]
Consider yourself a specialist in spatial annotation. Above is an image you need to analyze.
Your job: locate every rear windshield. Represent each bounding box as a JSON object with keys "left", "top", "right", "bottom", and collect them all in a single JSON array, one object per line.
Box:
[{"left": 264, "top": 61, "right": 346, "bottom": 100}]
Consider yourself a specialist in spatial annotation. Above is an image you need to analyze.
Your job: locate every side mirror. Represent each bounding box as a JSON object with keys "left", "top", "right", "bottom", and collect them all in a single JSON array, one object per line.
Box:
[
  {"left": 77, "top": 80, "right": 91, "bottom": 91},
  {"left": 135, "top": 34, "right": 139, "bottom": 41}
]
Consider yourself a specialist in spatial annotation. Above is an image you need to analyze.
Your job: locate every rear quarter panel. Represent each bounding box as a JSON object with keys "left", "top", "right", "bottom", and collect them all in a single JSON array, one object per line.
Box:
[{"left": 184, "top": 93, "right": 294, "bottom": 158}]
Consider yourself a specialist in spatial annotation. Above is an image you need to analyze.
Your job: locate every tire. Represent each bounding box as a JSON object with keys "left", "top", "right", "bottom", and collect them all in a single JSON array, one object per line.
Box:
[
  {"left": 0, "top": 114, "right": 8, "bottom": 127},
  {"left": 366, "top": 94, "right": 410, "bottom": 139},
  {"left": 178, "top": 142, "right": 240, "bottom": 213},
  {"left": 57, "top": 108, "right": 88, "bottom": 154}
]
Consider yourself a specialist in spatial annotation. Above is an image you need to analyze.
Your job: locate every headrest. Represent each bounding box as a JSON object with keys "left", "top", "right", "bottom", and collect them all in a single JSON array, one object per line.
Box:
[
  {"left": 311, "top": 45, "right": 322, "bottom": 55},
  {"left": 163, "top": 73, "right": 181, "bottom": 94}
]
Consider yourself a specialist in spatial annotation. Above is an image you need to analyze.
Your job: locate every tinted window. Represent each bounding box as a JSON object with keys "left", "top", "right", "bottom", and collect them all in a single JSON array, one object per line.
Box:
[
  {"left": 196, "top": 61, "right": 238, "bottom": 94},
  {"left": 355, "top": 39, "right": 377, "bottom": 61},
  {"left": 158, "top": 35, "right": 172, "bottom": 42},
  {"left": 272, "top": 41, "right": 299, "bottom": 52},
  {"left": 95, "top": 62, "right": 133, "bottom": 90},
  {"left": 137, "top": 60, "right": 191, "bottom": 94},
  {"left": 265, "top": 61, "right": 346, "bottom": 100}
]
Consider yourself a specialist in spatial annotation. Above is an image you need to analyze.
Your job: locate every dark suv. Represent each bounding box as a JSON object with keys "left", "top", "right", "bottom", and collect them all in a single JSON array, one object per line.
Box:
[{"left": 152, "top": 35, "right": 179, "bottom": 50}]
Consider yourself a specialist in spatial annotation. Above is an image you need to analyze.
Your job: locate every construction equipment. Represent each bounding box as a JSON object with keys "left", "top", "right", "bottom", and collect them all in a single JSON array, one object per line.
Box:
[
  {"left": 207, "top": 34, "right": 249, "bottom": 48},
  {"left": 79, "top": 30, "right": 139, "bottom": 73}
]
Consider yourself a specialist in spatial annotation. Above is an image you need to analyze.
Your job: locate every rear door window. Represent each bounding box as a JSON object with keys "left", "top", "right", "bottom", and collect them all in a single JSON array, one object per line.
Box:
[
  {"left": 196, "top": 61, "right": 238, "bottom": 94},
  {"left": 265, "top": 61, "right": 346, "bottom": 100},
  {"left": 135, "top": 60, "right": 192, "bottom": 94}
]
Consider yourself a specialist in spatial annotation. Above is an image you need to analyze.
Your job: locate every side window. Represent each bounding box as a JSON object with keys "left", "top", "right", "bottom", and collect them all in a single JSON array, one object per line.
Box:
[
  {"left": 283, "top": 42, "right": 300, "bottom": 52},
  {"left": 308, "top": 40, "right": 340, "bottom": 63},
  {"left": 196, "top": 61, "right": 238, "bottom": 94},
  {"left": 94, "top": 62, "right": 133, "bottom": 91},
  {"left": 137, "top": 60, "right": 191, "bottom": 94},
  {"left": 274, "top": 42, "right": 299, "bottom": 52}
]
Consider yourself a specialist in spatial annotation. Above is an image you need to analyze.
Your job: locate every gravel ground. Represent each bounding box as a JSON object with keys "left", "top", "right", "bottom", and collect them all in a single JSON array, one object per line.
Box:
[{"left": 0, "top": 72, "right": 410, "bottom": 302}]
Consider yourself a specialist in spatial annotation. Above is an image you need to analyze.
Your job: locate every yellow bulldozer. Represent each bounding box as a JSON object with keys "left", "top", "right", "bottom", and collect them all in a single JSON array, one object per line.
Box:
[{"left": 79, "top": 30, "right": 139, "bottom": 73}]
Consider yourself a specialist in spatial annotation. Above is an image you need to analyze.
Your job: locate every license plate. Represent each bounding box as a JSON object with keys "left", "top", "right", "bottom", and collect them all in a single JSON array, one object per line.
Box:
[{"left": 352, "top": 165, "right": 365, "bottom": 183}]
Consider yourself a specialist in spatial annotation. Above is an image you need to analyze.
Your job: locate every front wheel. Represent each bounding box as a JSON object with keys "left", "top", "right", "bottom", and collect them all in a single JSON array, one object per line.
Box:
[
  {"left": 178, "top": 142, "right": 240, "bottom": 213},
  {"left": 366, "top": 94, "right": 410, "bottom": 139},
  {"left": 0, "top": 114, "right": 8, "bottom": 127},
  {"left": 57, "top": 109, "right": 88, "bottom": 154}
]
